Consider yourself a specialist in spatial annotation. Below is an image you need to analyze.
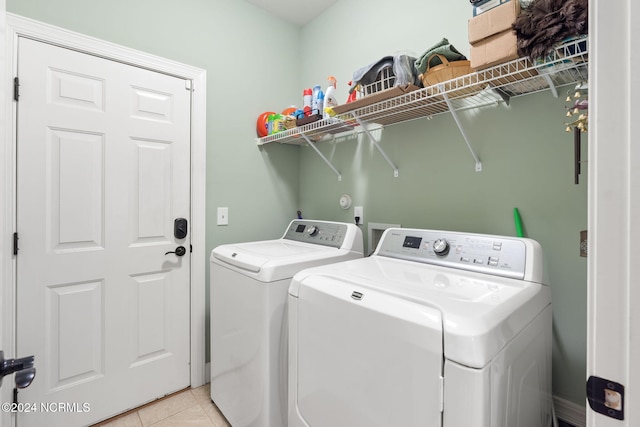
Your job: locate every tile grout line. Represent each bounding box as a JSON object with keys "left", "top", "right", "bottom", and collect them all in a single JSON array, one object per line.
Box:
[{"left": 91, "top": 387, "right": 194, "bottom": 427}]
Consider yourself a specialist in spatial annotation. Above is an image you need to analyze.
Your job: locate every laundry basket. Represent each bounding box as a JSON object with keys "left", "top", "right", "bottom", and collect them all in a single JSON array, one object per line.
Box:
[
  {"left": 359, "top": 66, "right": 396, "bottom": 97},
  {"left": 419, "top": 54, "right": 472, "bottom": 87}
]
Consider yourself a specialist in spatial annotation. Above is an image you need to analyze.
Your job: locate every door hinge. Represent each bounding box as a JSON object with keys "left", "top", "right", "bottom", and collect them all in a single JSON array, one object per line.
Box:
[
  {"left": 185, "top": 80, "right": 193, "bottom": 91},
  {"left": 13, "top": 232, "right": 19, "bottom": 255},
  {"left": 13, "top": 77, "right": 19, "bottom": 101}
]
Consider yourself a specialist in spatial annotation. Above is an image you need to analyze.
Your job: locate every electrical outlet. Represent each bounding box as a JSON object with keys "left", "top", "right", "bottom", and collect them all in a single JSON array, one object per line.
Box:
[
  {"left": 354, "top": 206, "right": 363, "bottom": 225},
  {"left": 217, "top": 207, "right": 229, "bottom": 226}
]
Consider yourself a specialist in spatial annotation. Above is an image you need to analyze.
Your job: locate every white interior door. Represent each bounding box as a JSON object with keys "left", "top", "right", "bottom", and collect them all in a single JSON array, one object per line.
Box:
[{"left": 15, "top": 37, "right": 192, "bottom": 426}]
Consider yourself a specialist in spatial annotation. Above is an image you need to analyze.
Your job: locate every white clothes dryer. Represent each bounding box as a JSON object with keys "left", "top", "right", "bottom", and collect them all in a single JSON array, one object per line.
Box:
[
  {"left": 210, "top": 219, "right": 363, "bottom": 427},
  {"left": 288, "top": 228, "right": 552, "bottom": 427}
]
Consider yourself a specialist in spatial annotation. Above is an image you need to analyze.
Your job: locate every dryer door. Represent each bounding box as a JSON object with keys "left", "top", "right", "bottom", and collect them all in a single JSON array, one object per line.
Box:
[{"left": 296, "top": 275, "right": 444, "bottom": 427}]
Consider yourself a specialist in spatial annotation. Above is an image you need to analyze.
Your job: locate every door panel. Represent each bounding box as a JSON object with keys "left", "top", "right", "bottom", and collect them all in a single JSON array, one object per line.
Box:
[
  {"left": 16, "top": 37, "right": 191, "bottom": 426},
  {"left": 132, "top": 139, "right": 173, "bottom": 242},
  {"left": 130, "top": 271, "right": 171, "bottom": 364},
  {"left": 48, "top": 129, "right": 104, "bottom": 251},
  {"left": 47, "top": 280, "right": 104, "bottom": 391}
]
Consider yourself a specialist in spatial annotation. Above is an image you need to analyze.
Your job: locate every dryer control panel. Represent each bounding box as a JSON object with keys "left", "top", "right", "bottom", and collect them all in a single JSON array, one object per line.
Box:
[
  {"left": 375, "top": 228, "right": 544, "bottom": 282},
  {"left": 283, "top": 220, "right": 351, "bottom": 249}
]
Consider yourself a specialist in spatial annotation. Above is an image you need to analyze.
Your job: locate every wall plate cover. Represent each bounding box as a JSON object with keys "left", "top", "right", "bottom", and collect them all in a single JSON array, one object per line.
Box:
[{"left": 217, "top": 207, "right": 228, "bottom": 226}]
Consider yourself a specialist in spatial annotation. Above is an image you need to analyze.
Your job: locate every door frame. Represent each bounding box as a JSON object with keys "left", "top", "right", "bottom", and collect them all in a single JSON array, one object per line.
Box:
[
  {"left": 0, "top": 1, "right": 9, "bottom": 426},
  {"left": 587, "top": 0, "right": 638, "bottom": 426},
  {"left": 2, "top": 12, "right": 207, "bottom": 410}
]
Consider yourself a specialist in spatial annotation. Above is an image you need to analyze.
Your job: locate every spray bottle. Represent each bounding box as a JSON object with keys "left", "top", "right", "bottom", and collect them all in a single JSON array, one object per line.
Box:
[{"left": 323, "top": 76, "right": 338, "bottom": 118}]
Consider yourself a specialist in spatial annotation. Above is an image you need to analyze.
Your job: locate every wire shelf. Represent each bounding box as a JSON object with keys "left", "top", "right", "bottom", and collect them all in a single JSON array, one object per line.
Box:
[{"left": 257, "top": 38, "right": 588, "bottom": 146}]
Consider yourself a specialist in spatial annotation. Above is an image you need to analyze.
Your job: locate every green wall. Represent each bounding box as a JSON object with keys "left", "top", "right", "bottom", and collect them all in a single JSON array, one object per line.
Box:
[{"left": 7, "top": 0, "right": 588, "bottom": 408}]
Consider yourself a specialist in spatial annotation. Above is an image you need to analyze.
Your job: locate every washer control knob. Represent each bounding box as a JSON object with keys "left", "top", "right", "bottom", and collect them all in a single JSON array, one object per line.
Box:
[
  {"left": 433, "top": 239, "right": 450, "bottom": 256},
  {"left": 307, "top": 226, "right": 319, "bottom": 237}
]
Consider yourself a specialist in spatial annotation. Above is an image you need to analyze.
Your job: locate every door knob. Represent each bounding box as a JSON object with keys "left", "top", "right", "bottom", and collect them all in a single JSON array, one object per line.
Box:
[
  {"left": 15, "top": 368, "right": 36, "bottom": 389},
  {"left": 0, "top": 351, "right": 36, "bottom": 389},
  {"left": 165, "top": 246, "right": 186, "bottom": 256}
]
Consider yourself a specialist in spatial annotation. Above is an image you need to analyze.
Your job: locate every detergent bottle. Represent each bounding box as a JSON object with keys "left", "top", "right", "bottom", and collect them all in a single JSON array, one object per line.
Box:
[
  {"left": 311, "top": 85, "right": 322, "bottom": 115},
  {"left": 324, "top": 76, "right": 338, "bottom": 118}
]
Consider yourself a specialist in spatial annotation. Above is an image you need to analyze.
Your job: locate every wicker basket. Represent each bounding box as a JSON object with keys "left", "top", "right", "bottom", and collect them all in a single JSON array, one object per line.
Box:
[{"left": 419, "top": 54, "right": 472, "bottom": 87}]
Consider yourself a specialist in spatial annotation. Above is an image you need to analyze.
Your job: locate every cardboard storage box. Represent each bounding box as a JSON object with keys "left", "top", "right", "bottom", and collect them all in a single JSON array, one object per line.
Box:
[
  {"left": 469, "top": 0, "right": 520, "bottom": 44},
  {"left": 472, "top": 0, "right": 510, "bottom": 16},
  {"left": 470, "top": 30, "right": 518, "bottom": 70}
]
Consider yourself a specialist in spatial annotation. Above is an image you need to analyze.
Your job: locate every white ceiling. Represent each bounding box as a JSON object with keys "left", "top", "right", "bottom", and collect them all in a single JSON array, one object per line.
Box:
[{"left": 245, "top": 0, "right": 339, "bottom": 26}]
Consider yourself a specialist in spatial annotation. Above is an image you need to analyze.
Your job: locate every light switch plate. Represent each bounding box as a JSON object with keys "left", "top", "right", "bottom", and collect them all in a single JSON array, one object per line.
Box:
[{"left": 217, "top": 207, "right": 228, "bottom": 226}]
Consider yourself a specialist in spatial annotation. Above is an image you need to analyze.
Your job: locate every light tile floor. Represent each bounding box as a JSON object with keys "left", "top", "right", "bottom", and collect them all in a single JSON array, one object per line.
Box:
[{"left": 92, "top": 384, "right": 230, "bottom": 427}]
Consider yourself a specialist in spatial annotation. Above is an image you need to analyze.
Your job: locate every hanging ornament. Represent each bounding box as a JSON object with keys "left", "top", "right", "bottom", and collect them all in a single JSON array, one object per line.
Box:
[{"left": 563, "top": 81, "right": 588, "bottom": 133}]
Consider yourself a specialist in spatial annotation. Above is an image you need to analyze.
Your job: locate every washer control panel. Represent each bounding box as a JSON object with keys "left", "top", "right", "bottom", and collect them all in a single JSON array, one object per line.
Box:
[
  {"left": 375, "top": 228, "right": 538, "bottom": 280},
  {"left": 283, "top": 220, "right": 349, "bottom": 249}
]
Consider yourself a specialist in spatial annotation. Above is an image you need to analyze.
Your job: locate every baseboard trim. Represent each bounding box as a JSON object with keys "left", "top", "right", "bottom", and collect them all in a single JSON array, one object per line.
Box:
[
  {"left": 554, "top": 395, "right": 586, "bottom": 427},
  {"left": 201, "top": 371, "right": 585, "bottom": 426}
]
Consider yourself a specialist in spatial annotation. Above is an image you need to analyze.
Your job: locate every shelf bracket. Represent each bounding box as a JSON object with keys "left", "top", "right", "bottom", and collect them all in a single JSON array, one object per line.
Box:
[
  {"left": 300, "top": 133, "right": 342, "bottom": 181},
  {"left": 440, "top": 84, "right": 482, "bottom": 172},
  {"left": 542, "top": 74, "right": 559, "bottom": 98},
  {"left": 353, "top": 116, "right": 399, "bottom": 177}
]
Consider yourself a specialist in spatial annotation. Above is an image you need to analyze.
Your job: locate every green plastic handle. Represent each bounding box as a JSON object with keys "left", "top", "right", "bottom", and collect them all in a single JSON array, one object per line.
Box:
[{"left": 514, "top": 208, "right": 524, "bottom": 237}]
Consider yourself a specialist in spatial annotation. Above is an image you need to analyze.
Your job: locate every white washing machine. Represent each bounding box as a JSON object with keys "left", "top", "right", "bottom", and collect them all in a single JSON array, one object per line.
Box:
[
  {"left": 210, "top": 219, "right": 363, "bottom": 427},
  {"left": 288, "top": 228, "right": 552, "bottom": 427}
]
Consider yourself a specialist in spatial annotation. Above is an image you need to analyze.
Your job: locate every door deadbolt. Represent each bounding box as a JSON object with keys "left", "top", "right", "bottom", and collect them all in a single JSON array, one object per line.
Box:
[
  {"left": 165, "top": 246, "right": 186, "bottom": 256},
  {"left": 174, "top": 218, "right": 188, "bottom": 239}
]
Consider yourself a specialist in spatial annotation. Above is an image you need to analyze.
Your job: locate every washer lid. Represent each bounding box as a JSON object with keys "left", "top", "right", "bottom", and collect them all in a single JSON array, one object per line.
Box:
[
  {"left": 296, "top": 274, "right": 443, "bottom": 426},
  {"left": 291, "top": 256, "right": 551, "bottom": 368},
  {"left": 211, "top": 240, "right": 358, "bottom": 282}
]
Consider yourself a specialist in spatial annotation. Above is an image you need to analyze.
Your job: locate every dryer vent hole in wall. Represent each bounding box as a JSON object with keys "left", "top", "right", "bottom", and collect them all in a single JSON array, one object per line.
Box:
[{"left": 367, "top": 223, "right": 401, "bottom": 255}]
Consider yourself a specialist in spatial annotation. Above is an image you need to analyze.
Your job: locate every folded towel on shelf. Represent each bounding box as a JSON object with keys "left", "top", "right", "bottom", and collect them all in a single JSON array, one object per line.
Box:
[
  {"left": 414, "top": 38, "right": 467, "bottom": 75},
  {"left": 349, "top": 54, "right": 419, "bottom": 94}
]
